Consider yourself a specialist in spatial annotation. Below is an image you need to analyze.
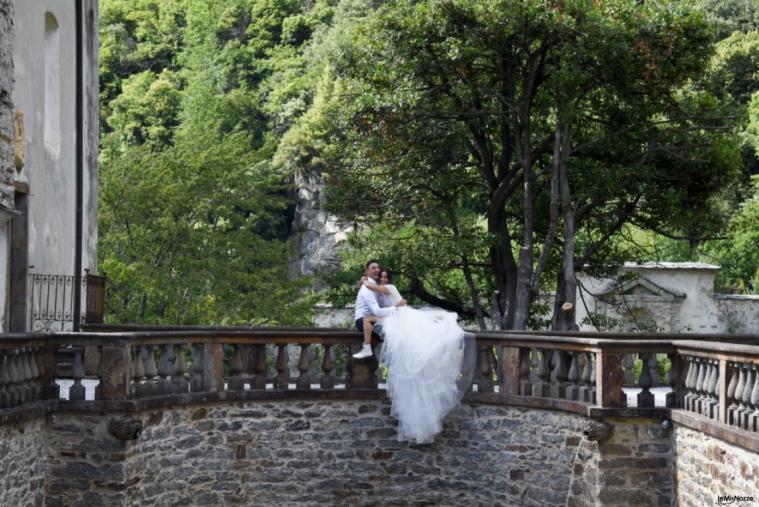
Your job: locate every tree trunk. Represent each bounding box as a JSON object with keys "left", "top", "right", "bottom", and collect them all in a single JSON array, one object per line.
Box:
[
  {"left": 551, "top": 115, "right": 577, "bottom": 331},
  {"left": 488, "top": 206, "right": 518, "bottom": 330}
]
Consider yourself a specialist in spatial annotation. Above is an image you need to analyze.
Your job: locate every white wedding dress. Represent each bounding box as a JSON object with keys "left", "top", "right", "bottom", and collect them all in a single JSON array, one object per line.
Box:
[{"left": 377, "top": 285, "right": 469, "bottom": 444}]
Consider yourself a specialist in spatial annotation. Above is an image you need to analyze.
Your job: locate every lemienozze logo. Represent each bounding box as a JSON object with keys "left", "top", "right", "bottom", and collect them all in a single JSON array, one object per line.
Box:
[{"left": 716, "top": 495, "right": 755, "bottom": 505}]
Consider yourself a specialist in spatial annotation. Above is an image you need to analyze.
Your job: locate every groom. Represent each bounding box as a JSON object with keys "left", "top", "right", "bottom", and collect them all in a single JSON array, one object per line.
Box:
[{"left": 352, "top": 260, "right": 404, "bottom": 359}]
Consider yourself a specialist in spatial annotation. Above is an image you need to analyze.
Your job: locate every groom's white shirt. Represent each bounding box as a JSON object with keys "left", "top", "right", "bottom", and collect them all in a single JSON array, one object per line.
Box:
[{"left": 354, "top": 279, "right": 396, "bottom": 321}]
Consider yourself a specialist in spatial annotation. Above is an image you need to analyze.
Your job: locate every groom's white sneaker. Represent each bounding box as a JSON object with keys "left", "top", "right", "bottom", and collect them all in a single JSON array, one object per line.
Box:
[{"left": 352, "top": 344, "right": 373, "bottom": 359}]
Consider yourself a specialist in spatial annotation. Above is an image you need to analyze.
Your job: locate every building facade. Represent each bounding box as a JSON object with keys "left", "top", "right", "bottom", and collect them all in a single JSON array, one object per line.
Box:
[
  {"left": 0, "top": 0, "right": 98, "bottom": 331},
  {"left": 576, "top": 262, "right": 759, "bottom": 334}
]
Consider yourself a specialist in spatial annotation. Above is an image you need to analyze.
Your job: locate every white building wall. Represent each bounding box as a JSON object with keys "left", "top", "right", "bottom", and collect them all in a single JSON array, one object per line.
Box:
[
  {"left": 715, "top": 296, "right": 759, "bottom": 334},
  {"left": 4, "top": 0, "right": 98, "bottom": 330}
]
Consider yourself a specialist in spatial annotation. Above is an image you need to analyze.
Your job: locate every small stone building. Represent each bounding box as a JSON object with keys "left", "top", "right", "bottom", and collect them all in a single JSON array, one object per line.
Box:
[
  {"left": 0, "top": 0, "right": 99, "bottom": 332},
  {"left": 577, "top": 262, "right": 759, "bottom": 334}
]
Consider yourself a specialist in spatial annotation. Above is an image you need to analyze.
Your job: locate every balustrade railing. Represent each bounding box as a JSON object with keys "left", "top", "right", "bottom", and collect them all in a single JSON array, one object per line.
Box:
[
  {"left": 2, "top": 328, "right": 759, "bottom": 445},
  {"left": 0, "top": 335, "right": 58, "bottom": 410}
]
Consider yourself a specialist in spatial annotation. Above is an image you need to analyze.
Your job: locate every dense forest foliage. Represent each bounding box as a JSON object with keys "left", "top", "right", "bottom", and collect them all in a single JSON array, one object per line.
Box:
[{"left": 98, "top": 0, "right": 758, "bottom": 328}]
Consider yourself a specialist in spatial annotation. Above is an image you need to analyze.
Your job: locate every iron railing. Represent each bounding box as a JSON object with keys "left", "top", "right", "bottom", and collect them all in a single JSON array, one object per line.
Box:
[{"left": 28, "top": 273, "right": 105, "bottom": 331}]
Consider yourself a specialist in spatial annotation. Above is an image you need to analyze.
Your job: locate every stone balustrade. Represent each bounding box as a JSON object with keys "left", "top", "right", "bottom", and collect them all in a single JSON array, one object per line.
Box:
[
  {"left": 2, "top": 327, "right": 759, "bottom": 506},
  {"left": 2, "top": 327, "right": 759, "bottom": 441},
  {"left": 0, "top": 334, "right": 57, "bottom": 410}
]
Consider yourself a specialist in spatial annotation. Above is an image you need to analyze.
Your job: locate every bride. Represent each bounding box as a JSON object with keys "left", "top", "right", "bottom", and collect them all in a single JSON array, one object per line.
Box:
[{"left": 361, "top": 268, "right": 472, "bottom": 444}]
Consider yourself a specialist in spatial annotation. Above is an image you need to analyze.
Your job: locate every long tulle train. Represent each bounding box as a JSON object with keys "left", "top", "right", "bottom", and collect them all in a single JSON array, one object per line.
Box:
[{"left": 379, "top": 307, "right": 466, "bottom": 444}]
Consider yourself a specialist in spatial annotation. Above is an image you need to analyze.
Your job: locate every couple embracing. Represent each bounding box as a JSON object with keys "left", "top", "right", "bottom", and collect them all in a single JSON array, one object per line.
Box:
[{"left": 351, "top": 259, "right": 469, "bottom": 444}]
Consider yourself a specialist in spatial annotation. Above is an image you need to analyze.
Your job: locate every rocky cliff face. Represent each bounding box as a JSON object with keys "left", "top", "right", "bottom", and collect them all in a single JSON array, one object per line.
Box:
[{"left": 289, "top": 168, "right": 352, "bottom": 280}]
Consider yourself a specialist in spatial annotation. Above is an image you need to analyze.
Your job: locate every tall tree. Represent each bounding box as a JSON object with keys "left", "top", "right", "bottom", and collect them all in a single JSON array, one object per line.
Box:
[
  {"left": 321, "top": 0, "right": 737, "bottom": 330},
  {"left": 97, "top": 0, "right": 347, "bottom": 324}
]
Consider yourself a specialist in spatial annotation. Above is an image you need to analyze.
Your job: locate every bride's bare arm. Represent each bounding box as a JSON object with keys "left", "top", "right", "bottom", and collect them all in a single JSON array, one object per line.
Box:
[{"left": 363, "top": 280, "right": 391, "bottom": 294}]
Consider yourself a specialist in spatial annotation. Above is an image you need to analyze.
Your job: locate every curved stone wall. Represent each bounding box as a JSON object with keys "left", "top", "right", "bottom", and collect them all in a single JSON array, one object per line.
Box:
[
  {"left": 0, "top": 417, "right": 46, "bottom": 506},
  {"left": 125, "top": 401, "right": 591, "bottom": 506},
  {"left": 1, "top": 399, "right": 685, "bottom": 506}
]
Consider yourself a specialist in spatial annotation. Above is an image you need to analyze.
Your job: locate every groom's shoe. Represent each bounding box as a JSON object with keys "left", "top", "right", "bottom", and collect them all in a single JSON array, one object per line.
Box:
[{"left": 352, "top": 345, "right": 373, "bottom": 359}]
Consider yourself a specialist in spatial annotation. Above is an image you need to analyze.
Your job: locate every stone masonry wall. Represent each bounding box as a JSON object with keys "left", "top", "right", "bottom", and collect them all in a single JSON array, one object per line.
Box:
[
  {"left": 0, "top": 417, "right": 47, "bottom": 506},
  {"left": 41, "top": 400, "right": 677, "bottom": 506},
  {"left": 0, "top": 0, "right": 14, "bottom": 208},
  {"left": 674, "top": 425, "right": 759, "bottom": 506},
  {"left": 594, "top": 417, "right": 674, "bottom": 506},
  {"left": 45, "top": 411, "right": 131, "bottom": 507},
  {"left": 0, "top": 401, "right": 700, "bottom": 506},
  {"left": 126, "top": 401, "right": 591, "bottom": 506}
]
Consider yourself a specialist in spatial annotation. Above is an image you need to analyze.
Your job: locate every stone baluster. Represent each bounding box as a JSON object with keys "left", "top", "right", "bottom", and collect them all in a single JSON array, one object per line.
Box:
[
  {"left": 228, "top": 345, "right": 246, "bottom": 391},
  {"left": 143, "top": 345, "right": 159, "bottom": 396},
  {"left": 725, "top": 362, "right": 739, "bottom": 423},
  {"left": 688, "top": 357, "right": 702, "bottom": 412},
  {"left": 7, "top": 350, "right": 20, "bottom": 406},
  {"left": 665, "top": 352, "right": 677, "bottom": 408},
  {"left": 580, "top": 353, "right": 596, "bottom": 404},
  {"left": 750, "top": 366, "right": 759, "bottom": 432},
  {"left": 297, "top": 344, "right": 311, "bottom": 390},
  {"left": 697, "top": 359, "right": 712, "bottom": 416},
  {"left": 740, "top": 364, "right": 755, "bottom": 430},
  {"left": 190, "top": 344, "right": 204, "bottom": 392},
  {"left": 621, "top": 353, "right": 635, "bottom": 386},
  {"left": 548, "top": 350, "right": 568, "bottom": 399},
  {"left": 27, "top": 348, "right": 40, "bottom": 401},
  {"left": 532, "top": 349, "right": 550, "bottom": 398},
  {"left": 729, "top": 363, "right": 746, "bottom": 427},
  {"left": 518, "top": 348, "right": 531, "bottom": 396},
  {"left": 705, "top": 360, "right": 720, "bottom": 419},
  {"left": 274, "top": 344, "right": 290, "bottom": 390},
  {"left": 251, "top": 345, "right": 267, "bottom": 390},
  {"left": 0, "top": 352, "right": 9, "bottom": 408},
  {"left": 477, "top": 346, "right": 494, "bottom": 394},
  {"left": 577, "top": 353, "right": 591, "bottom": 403},
  {"left": 131, "top": 346, "right": 145, "bottom": 397},
  {"left": 695, "top": 358, "right": 708, "bottom": 414},
  {"left": 683, "top": 356, "right": 696, "bottom": 411},
  {"left": 637, "top": 352, "right": 655, "bottom": 408},
  {"left": 564, "top": 352, "right": 581, "bottom": 401},
  {"left": 156, "top": 344, "right": 176, "bottom": 395},
  {"left": 17, "top": 348, "right": 32, "bottom": 404},
  {"left": 29, "top": 347, "right": 42, "bottom": 401},
  {"left": 702, "top": 360, "right": 717, "bottom": 417},
  {"left": 69, "top": 349, "right": 86, "bottom": 401},
  {"left": 172, "top": 345, "right": 189, "bottom": 394},
  {"left": 23, "top": 347, "right": 38, "bottom": 402},
  {"left": 692, "top": 357, "right": 704, "bottom": 412},
  {"left": 321, "top": 344, "right": 335, "bottom": 389},
  {"left": 22, "top": 349, "right": 35, "bottom": 402}
]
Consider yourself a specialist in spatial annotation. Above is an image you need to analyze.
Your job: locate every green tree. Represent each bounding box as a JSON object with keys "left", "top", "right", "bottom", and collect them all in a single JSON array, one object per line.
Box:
[
  {"left": 97, "top": 0, "right": 348, "bottom": 324},
  {"left": 319, "top": 0, "right": 736, "bottom": 330}
]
